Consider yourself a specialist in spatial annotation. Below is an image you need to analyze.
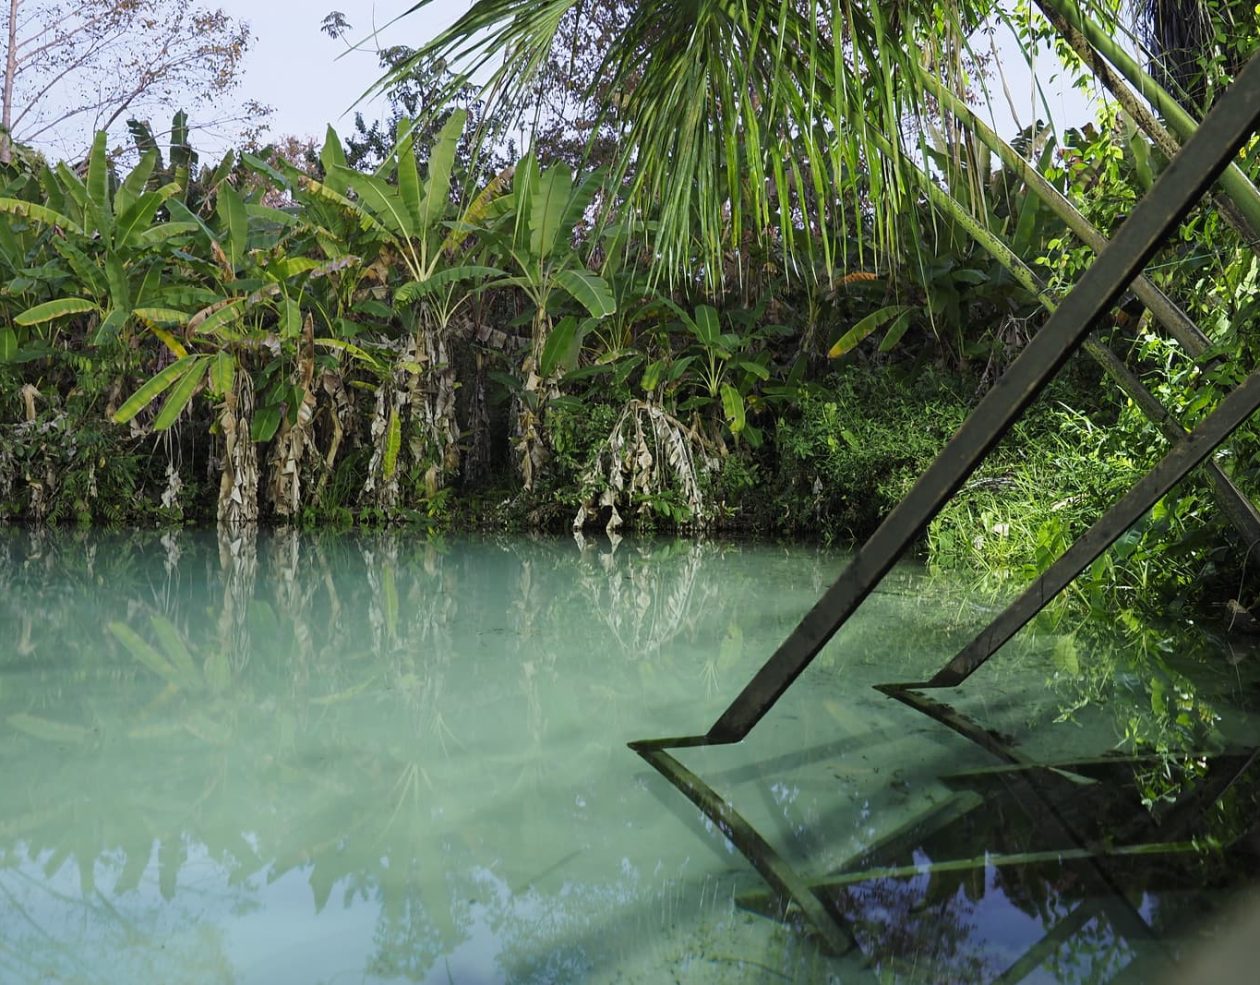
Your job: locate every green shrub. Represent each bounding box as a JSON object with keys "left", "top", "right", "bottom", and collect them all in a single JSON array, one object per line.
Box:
[{"left": 772, "top": 366, "right": 971, "bottom": 540}]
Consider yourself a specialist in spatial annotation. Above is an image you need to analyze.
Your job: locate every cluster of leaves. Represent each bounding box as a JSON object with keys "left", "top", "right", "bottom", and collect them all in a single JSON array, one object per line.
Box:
[{"left": 1, "top": 109, "right": 887, "bottom": 531}]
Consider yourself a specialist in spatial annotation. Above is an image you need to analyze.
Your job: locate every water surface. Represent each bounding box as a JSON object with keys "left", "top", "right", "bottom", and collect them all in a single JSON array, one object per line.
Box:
[{"left": 0, "top": 529, "right": 1256, "bottom": 983}]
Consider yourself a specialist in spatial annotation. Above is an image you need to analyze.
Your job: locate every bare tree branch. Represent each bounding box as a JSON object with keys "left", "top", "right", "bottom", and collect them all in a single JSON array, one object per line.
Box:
[{"left": 1, "top": 0, "right": 258, "bottom": 157}]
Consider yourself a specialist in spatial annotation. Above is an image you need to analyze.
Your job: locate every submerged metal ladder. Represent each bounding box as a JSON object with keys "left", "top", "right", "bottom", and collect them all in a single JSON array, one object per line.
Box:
[{"left": 630, "top": 52, "right": 1260, "bottom": 960}]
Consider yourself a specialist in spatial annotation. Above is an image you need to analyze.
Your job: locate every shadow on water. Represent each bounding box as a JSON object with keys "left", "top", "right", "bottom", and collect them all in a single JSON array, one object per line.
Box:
[{"left": 0, "top": 527, "right": 1256, "bottom": 982}]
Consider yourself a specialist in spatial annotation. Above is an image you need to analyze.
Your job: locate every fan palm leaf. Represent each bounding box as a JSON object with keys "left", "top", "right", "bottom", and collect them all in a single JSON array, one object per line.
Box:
[{"left": 390, "top": 0, "right": 998, "bottom": 284}]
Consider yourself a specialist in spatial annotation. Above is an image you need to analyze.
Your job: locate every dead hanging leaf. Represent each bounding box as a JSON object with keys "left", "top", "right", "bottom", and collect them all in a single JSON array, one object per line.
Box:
[
  {"left": 573, "top": 399, "right": 713, "bottom": 533},
  {"left": 19, "top": 383, "right": 39, "bottom": 421},
  {"left": 211, "top": 239, "right": 235, "bottom": 279}
]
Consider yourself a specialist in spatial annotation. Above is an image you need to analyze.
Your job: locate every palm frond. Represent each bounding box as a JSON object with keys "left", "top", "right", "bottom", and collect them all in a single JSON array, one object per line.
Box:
[{"left": 393, "top": 0, "right": 996, "bottom": 287}]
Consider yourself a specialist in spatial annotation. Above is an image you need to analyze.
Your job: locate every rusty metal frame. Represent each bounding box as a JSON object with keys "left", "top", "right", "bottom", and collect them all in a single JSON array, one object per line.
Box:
[{"left": 628, "top": 51, "right": 1260, "bottom": 955}]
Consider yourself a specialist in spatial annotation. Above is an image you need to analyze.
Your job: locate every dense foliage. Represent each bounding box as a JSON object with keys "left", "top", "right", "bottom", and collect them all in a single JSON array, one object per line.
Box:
[{"left": 1, "top": 0, "right": 1259, "bottom": 626}]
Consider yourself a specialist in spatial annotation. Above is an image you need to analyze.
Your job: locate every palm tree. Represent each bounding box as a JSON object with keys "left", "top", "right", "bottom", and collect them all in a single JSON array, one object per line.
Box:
[
  {"left": 390, "top": 0, "right": 1258, "bottom": 280},
  {"left": 388, "top": 0, "right": 971, "bottom": 281}
]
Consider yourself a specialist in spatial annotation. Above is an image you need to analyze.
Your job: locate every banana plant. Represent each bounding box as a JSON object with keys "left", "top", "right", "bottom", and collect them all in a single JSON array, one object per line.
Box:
[
  {"left": 479, "top": 153, "right": 617, "bottom": 489},
  {"left": 127, "top": 110, "right": 238, "bottom": 216},
  {"left": 0, "top": 132, "right": 202, "bottom": 348},
  {"left": 641, "top": 301, "right": 774, "bottom": 448},
  {"left": 108, "top": 158, "right": 370, "bottom": 528},
  {"left": 300, "top": 111, "right": 508, "bottom": 503}
]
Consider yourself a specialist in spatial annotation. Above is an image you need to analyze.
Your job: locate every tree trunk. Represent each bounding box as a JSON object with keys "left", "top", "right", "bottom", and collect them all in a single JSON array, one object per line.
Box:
[
  {"left": 217, "top": 371, "right": 259, "bottom": 533},
  {"left": 2, "top": 0, "right": 19, "bottom": 164}
]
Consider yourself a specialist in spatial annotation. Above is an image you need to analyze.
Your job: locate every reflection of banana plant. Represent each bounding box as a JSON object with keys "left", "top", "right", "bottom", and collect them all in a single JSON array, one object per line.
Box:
[
  {"left": 481, "top": 155, "right": 616, "bottom": 489},
  {"left": 108, "top": 615, "right": 232, "bottom": 695}
]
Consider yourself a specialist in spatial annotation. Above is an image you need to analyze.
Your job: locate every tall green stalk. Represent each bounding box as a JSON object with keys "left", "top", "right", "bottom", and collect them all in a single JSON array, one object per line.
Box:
[
  {"left": 920, "top": 68, "right": 1211, "bottom": 357},
  {"left": 1034, "top": 0, "right": 1260, "bottom": 244}
]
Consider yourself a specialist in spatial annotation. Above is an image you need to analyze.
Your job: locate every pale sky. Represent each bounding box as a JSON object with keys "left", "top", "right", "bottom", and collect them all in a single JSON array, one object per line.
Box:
[{"left": 212, "top": 0, "right": 471, "bottom": 144}]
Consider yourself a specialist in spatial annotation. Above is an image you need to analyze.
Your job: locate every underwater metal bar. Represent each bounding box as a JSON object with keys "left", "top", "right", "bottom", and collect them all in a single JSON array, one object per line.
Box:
[
  {"left": 924, "top": 366, "right": 1260, "bottom": 686},
  {"left": 703, "top": 49, "right": 1260, "bottom": 744},
  {"left": 878, "top": 685, "right": 1170, "bottom": 949},
  {"left": 629, "top": 739, "right": 859, "bottom": 958}
]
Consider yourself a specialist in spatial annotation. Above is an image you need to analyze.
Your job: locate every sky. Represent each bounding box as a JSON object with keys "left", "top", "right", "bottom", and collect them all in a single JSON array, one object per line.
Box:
[{"left": 210, "top": 0, "right": 472, "bottom": 144}]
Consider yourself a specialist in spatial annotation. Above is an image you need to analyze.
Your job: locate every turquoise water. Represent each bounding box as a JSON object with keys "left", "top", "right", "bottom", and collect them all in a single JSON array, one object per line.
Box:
[{"left": 0, "top": 529, "right": 1256, "bottom": 983}]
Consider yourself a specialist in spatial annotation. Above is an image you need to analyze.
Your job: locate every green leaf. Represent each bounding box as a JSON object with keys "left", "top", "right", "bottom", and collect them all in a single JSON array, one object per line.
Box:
[
  {"left": 1130, "top": 130, "right": 1153, "bottom": 191},
  {"left": 693, "top": 305, "right": 720, "bottom": 346},
  {"left": 951, "top": 268, "right": 987, "bottom": 285},
  {"left": 15, "top": 297, "right": 98, "bottom": 326},
  {"left": 828, "top": 305, "right": 914, "bottom": 359},
  {"left": 112, "top": 355, "right": 200, "bottom": 424},
  {"left": 394, "top": 265, "right": 506, "bottom": 303},
  {"left": 204, "top": 150, "right": 236, "bottom": 196},
  {"left": 0, "top": 197, "right": 83, "bottom": 234},
  {"left": 394, "top": 118, "right": 422, "bottom": 232},
  {"left": 877, "top": 310, "right": 914, "bottom": 352},
  {"left": 245, "top": 203, "right": 300, "bottom": 227},
  {"left": 135, "top": 264, "right": 161, "bottom": 307},
  {"left": 190, "top": 298, "right": 246, "bottom": 335},
  {"left": 512, "top": 153, "right": 540, "bottom": 228},
  {"left": 54, "top": 162, "right": 88, "bottom": 213},
  {"left": 216, "top": 184, "right": 248, "bottom": 268},
  {"left": 332, "top": 166, "right": 409, "bottom": 239},
  {"left": 251, "top": 405, "right": 282, "bottom": 442},
  {"left": 86, "top": 130, "right": 112, "bottom": 232},
  {"left": 540, "top": 315, "right": 581, "bottom": 377},
  {"left": 662, "top": 355, "right": 694, "bottom": 382},
  {"left": 641, "top": 358, "right": 666, "bottom": 392},
  {"left": 115, "top": 149, "right": 159, "bottom": 215},
  {"left": 0, "top": 327, "right": 16, "bottom": 362},
  {"left": 280, "top": 298, "right": 302, "bottom": 338},
  {"left": 114, "top": 182, "right": 182, "bottom": 250},
  {"left": 267, "top": 257, "right": 322, "bottom": 280},
  {"left": 241, "top": 153, "right": 289, "bottom": 189},
  {"left": 529, "top": 164, "right": 571, "bottom": 261},
  {"left": 382, "top": 408, "right": 401, "bottom": 480},
  {"left": 104, "top": 256, "right": 130, "bottom": 311},
  {"left": 320, "top": 126, "right": 349, "bottom": 192},
  {"left": 418, "top": 109, "right": 467, "bottom": 236},
  {"left": 209, "top": 352, "right": 235, "bottom": 397},
  {"left": 720, "top": 383, "right": 745, "bottom": 434},
  {"left": 554, "top": 268, "right": 615, "bottom": 318},
  {"left": 166, "top": 198, "right": 214, "bottom": 240},
  {"left": 134, "top": 221, "right": 200, "bottom": 247},
  {"left": 152, "top": 357, "right": 209, "bottom": 430},
  {"left": 93, "top": 308, "right": 129, "bottom": 344},
  {"left": 735, "top": 359, "right": 770, "bottom": 380},
  {"left": 132, "top": 307, "right": 190, "bottom": 326}
]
